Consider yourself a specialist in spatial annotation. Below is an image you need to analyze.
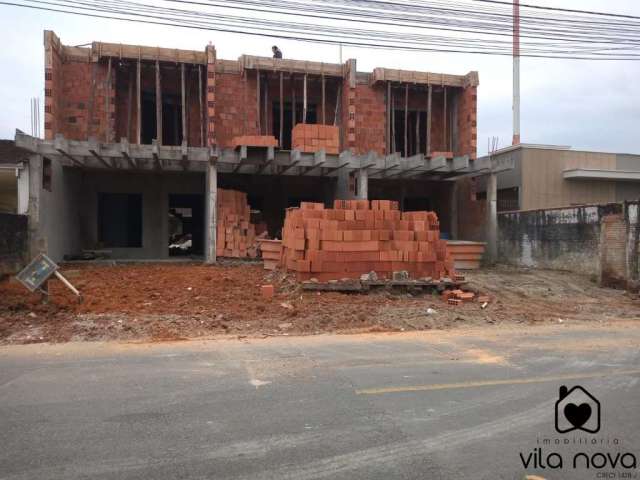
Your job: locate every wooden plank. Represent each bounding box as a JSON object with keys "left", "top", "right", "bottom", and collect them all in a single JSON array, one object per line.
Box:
[
  {"left": 136, "top": 59, "right": 141, "bottom": 144},
  {"left": 292, "top": 74, "right": 296, "bottom": 128},
  {"left": 126, "top": 65, "right": 133, "bottom": 142},
  {"left": 263, "top": 73, "right": 268, "bottom": 134},
  {"left": 386, "top": 81, "right": 390, "bottom": 154},
  {"left": 279, "top": 71, "right": 284, "bottom": 147},
  {"left": 105, "top": 57, "right": 112, "bottom": 142},
  {"left": 426, "top": 84, "right": 432, "bottom": 155},
  {"left": 391, "top": 87, "right": 396, "bottom": 154},
  {"left": 181, "top": 63, "right": 187, "bottom": 145},
  {"left": 415, "top": 107, "right": 420, "bottom": 155},
  {"left": 321, "top": 74, "right": 326, "bottom": 125},
  {"left": 155, "top": 60, "right": 162, "bottom": 145},
  {"left": 443, "top": 86, "right": 447, "bottom": 152},
  {"left": 198, "top": 64, "right": 204, "bottom": 147},
  {"left": 303, "top": 73, "right": 308, "bottom": 123},
  {"left": 240, "top": 55, "right": 343, "bottom": 77},
  {"left": 333, "top": 84, "right": 341, "bottom": 127},
  {"left": 404, "top": 83, "right": 408, "bottom": 158},
  {"left": 256, "top": 69, "right": 261, "bottom": 134},
  {"left": 93, "top": 42, "right": 206, "bottom": 64},
  {"left": 370, "top": 67, "right": 475, "bottom": 87}
]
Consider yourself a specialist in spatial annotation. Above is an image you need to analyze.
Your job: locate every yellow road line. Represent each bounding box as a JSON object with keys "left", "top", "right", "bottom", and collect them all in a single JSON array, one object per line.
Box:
[{"left": 355, "top": 368, "right": 640, "bottom": 395}]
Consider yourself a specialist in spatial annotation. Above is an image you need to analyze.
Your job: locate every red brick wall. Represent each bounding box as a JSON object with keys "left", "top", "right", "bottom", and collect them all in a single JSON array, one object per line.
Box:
[
  {"left": 455, "top": 85, "right": 477, "bottom": 159},
  {"left": 215, "top": 71, "right": 258, "bottom": 149},
  {"left": 44, "top": 31, "right": 63, "bottom": 140},
  {"left": 600, "top": 213, "right": 628, "bottom": 288},
  {"left": 457, "top": 177, "right": 486, "bottom": 241},
  {"left": 44, "top": 35, "right": 477, "bottom": 157},
  {"left": 354, "top": 84, "right": 385, "bottom": 155}
]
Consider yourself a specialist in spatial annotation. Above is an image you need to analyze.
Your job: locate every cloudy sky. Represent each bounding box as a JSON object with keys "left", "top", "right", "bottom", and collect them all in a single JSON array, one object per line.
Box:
[{"left": 0, "top": 0, "right": 638, "bottom": 155}]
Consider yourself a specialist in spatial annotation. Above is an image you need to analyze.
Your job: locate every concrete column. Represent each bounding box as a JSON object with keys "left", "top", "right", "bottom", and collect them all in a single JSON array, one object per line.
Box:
[
  {"left": 357, "top": 168, "right": 368, "bottom": 200},
  {"left": 486, "top": 173, "right": 498, "bottom": 264},
  {"left": 27, "top": 154, "right": 43, "bottom": 259},
  {"left": 205, "top": 161, "right": 217, "bottom": 263},
  {"left": 335, "top": 169, "right": 352, "bottom": 200},
  {"left": 450, "top": 180, "right": 458, "bottom": 240}
]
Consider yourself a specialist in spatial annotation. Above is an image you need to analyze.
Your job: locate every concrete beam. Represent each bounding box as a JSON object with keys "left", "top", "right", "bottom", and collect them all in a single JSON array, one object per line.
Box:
[
  {"left": 88, "top": 137, "right": 113, "bottom": 169},
  {"left": 121, "top": 138, "right": 137, "bottom": 169},
  {"left": 54, "top": 134, "right": 84, "bottom": 167}
]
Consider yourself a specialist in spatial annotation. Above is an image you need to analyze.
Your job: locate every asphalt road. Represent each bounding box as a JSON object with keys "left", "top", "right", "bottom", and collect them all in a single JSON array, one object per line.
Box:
[{"left": 1, "top": 322, "right": 639, "bottom": 480}]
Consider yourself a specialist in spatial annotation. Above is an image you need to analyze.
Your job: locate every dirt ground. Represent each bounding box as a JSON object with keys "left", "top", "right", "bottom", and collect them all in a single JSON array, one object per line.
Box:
[{"left": 1, "top": 261, "right": 639, "bottom": 344}]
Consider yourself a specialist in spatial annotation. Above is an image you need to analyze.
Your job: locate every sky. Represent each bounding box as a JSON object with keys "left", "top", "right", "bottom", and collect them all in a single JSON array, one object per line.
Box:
[{"left": 0, "top": 0, "right": 638, "bottom": 155}]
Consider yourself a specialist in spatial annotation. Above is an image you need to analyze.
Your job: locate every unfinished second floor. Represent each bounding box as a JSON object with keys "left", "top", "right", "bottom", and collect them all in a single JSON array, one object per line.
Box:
[{"left": 43, "top": 30, "right": 479, "bottom": 159}]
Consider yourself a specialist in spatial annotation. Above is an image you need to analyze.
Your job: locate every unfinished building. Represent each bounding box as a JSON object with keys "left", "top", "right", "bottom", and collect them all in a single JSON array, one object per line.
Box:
[{"left": 15, "top": 30, "right": 511, "bottom": 262}]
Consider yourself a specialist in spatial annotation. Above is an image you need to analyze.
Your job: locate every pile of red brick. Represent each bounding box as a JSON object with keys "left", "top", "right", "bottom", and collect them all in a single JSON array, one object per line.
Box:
[
  {"left": 281, "top": 200, "right": 455, "bottom": 281},
  {"left": 216, "top": 189, "right": 257, "bottom": 258},
  {"left": 231, "top": 135, "right": 278, "bottom": 148},
  {"left": 292, "top": 124, "right": 340, "bottom": 154}
]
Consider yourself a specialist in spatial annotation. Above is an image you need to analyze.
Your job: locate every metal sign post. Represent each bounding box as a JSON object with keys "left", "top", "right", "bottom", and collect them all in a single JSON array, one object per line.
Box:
[{"left": 16, "top": 254, "right": 82, "bottom": 300}]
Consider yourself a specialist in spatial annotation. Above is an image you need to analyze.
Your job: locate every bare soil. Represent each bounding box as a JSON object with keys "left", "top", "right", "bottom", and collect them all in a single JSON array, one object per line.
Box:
[{"left": 1, "top": 262, "right": 638, "bottom": 344}]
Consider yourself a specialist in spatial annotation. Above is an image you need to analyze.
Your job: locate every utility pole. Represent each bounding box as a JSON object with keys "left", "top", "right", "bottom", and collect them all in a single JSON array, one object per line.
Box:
[{"left": 512, "top": 0, "right": 520, "bottom": 145}]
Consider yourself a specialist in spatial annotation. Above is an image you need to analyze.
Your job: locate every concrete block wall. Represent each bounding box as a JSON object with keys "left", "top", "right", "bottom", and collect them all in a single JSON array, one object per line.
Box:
[
  {"left": 497, "top": 201, "right": 640, "bottom": 287},
  {"left": 0, "top": 213, "right": 28, "bottom": 276}
]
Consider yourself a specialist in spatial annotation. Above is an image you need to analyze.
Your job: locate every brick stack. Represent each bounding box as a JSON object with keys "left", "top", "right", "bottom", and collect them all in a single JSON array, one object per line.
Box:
[
  {"left": 292, "top": 124, "right": 340, "bottom": 154},
  {"left": 231, "top": 135, "right": 279, "bottom": 148},
  {"left": 216, "top": 189, "right": 257, "bottom": 258},
  {"left": 257, "top": 239, "right": 283, "bottom": 270},
  {"left": 281, "top": 200, "right": 455, "bottom": 281}
]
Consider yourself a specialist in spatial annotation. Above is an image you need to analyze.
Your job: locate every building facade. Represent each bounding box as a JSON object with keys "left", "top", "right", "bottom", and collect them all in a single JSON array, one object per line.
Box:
[
  {"left": 479, "top": 144, "right": 640, "bottom": 212},
  {"left": 14, "top": 30, "right": 508, "bottom": 263}
]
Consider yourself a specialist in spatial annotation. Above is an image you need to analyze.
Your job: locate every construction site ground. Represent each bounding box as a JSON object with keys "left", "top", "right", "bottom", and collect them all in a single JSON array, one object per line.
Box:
[{"left": 0, "top": 261, "right": 638, "bottom": 344}]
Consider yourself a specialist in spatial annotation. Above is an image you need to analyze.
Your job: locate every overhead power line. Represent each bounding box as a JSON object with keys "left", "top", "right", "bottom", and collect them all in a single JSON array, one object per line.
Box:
[{"left": 1, "top": 0, "right": 639, "bottom": 60}]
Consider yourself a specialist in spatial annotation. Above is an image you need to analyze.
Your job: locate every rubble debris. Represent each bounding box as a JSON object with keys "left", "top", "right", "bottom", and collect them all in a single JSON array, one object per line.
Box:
[
  {"left": 1, "top": 264, "right": 637, "bottom": 344},
  {"left": 392, "top": 270, "right": 410, "bottom": 281},
  {"left": 216, "top": 189, "right": 258, "bottom": 258},
  {"left": 281, "top": 199, "right": 456, "bottom": 282},
  {"left": 448, "top": 298, "right": 462, "bottom": 306},
  {"left": 360, "top": 271, "right": 378, "bottom": 282}
]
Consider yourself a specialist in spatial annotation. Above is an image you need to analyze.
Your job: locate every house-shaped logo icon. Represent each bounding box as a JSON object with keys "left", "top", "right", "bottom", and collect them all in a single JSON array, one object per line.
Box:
[{"left": 555, "top": 385, "right": 601, "bottom": 434}]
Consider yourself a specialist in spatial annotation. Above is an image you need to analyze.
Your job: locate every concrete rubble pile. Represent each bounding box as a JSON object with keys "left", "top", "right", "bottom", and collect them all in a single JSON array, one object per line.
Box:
[
  {"left": 216, "top": 189, "right": 257, "bottom": 258},
  {"left": 281, "top": 199, "right": 456, "bottom": 281}
]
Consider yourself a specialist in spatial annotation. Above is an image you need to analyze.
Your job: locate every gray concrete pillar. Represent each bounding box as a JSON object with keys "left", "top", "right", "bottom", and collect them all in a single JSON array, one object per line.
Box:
[
  {"left": 205, "top": 161, "right": 217, "bottom": 263},
  {"left": 486, "top": 173, "right": 498, "bottom": 263},
  {"left": 335, "top": 169, "right": 353, "bottom": 200},
  {"left": 450, "top": 180, "right": 458, "bottom": 240},
  {"left": 357, "top": 168, "right": 368, "bottom": 200}
]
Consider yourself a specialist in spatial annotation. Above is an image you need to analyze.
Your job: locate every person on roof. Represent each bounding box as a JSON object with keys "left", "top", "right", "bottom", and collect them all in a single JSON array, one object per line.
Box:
[{"left": 272, "top": 46, "right": 283, "bottom": 59}]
